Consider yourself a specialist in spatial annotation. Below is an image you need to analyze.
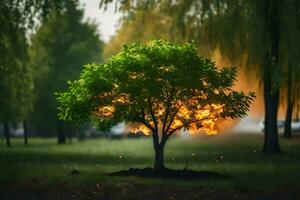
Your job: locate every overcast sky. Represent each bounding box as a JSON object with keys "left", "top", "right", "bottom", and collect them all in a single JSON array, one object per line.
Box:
[{"left": 79, "top": 0, "right": 121, "bottom": 42}]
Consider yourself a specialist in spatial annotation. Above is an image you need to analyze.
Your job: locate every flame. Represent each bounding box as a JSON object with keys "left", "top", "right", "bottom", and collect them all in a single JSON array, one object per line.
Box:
[
  {"left": 130, "top": 125, "right": 152, "bottom": 135},
  {"left": 94, "top": 106, "right": 115, "bottom": 118},
  {"left": 170, "top": 103, "right": 223, "bottom": 135},
  {"left": 125, "top": 122, "right": 152, "bottom": 135},
  {"left": 201, "top": 119, "right": 218, "bottom": 135},
  {"left": 94, "top": 93, "right": 224, "bottom": 135},
  {"left": 125, "top": 103, "right": 224, "bottom": 136}
]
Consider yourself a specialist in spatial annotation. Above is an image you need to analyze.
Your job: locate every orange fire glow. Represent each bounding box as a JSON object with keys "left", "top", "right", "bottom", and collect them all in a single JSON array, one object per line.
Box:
[
  {"left": 94, "top": 106, "right": 115, "bottom": 118},
  {"left": 94, "top": 78, "right": 226, "bottom": 135},
  {"left": 94, "top": 102, "right": 224, "bottom": 136},
  {"left": 180, "top": 104, "right": 224, "bottom": 135},
  {"left": 126, "top": 123, "right": 152, "bottom": 135}
]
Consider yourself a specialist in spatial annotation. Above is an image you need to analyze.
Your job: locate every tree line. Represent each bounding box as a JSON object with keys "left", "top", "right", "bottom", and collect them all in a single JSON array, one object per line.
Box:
[
  {"left": 1, "top": 0, "right": 300, "bottom": 154},
  {"left": 0, "top": 0, "right": 103, "bottom": 146}
]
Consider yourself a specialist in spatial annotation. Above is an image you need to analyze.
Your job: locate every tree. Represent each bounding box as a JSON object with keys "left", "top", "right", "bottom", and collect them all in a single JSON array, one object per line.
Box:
[
  {"left": 29, "top": 0, "right": 104, "bottom": 144},
  {"left": 56, "top": 40, "right": 254, "bottom": 170},
  {"left": 0, "top": 3, "right": 30, "bottom": 147},
  {"left": 0, "top": 0, "right": 66, "bottom": 146},
  {"left": 102, "top": 0, "right": 300, "bottom": 154},
  {"left": 281, "top": 0, "right": 300, "bottom": 138}
]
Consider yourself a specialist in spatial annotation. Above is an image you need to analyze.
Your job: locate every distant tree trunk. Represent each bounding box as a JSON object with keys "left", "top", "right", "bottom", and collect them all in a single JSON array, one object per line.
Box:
[
  {"left": 263, "top": 69, "right": 281, "bottom": 153},
  {"left": 263, "top": 89, "right": 269, "bottom": 152},
  {"left": 23, "top": 120, "right": 28, "bottom": 145},
  {"left": 66, "top": 125, "right": 73, "bottom": 144},
  {"left": 284, "top": 101, "right": 294, "bottom": 138},
  {"left": 57, "top": 120, "right": 66, "bottom": 144},
  {"left": 262, "top": 0, "right": 281, "bottom": 154},
  {"left": 283, "top": 64, "right": 294, "bottom": 138},
  {"left": 263, "top": 78, "right": 281, "bottom": 153},
  {"left": 4, "top": 122, "right": 11, "bottom": 147}
]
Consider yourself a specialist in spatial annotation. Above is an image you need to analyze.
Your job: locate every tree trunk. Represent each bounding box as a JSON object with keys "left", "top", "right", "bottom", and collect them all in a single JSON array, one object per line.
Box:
[
  {"left": 4, "top": 122, "right": 11, "bottom": 147},
  {"left": 66, "top": 125, "right": 73, "bottom": 144},
  {"left": 262, "top": 0, "right": 281, "bottom": 154},
  {"left": 284, "top": 101, "right": 294, "bottom": 138},
  {"left": 154, "top": 144, "right": 164, "bottom": 170},
  {"left": 152, "top": 129, "right": 165, "bottom": 170},
  {"left": 263, "top": 74, "right": 281, "bottom": 153},
  {"left": 23, "top": 120, "right": 28, "bottom": 145},
  {"left": 263, "top": 80, "right": 281, "bottom": 153},
  {"left": 57, "top": 121, "right": 66, "bottom": 144},
  {"left": 283, "top": 64, "right": 294, "bottom": 138},
  {"left": 262, "top": 104, "right": 269, "bottom": 152}
]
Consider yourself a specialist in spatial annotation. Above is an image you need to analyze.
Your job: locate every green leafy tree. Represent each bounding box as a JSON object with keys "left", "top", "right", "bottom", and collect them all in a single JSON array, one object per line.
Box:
[
  {"left": 56, "top": 40, "right": 254, "bottom": 170},
  {"left": 29, "top": 0, "right": 103, "bottom": 143}
]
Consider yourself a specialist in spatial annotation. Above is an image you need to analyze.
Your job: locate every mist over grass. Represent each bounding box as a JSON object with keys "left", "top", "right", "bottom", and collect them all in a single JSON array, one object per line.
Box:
[{"left": 0, "top": 134, "right": 299, "bottom": 189}]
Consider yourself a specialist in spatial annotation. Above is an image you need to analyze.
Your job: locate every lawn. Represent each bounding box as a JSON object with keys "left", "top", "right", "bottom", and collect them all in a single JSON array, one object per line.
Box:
[{"left": 0, "top": 133, "right": 300, "bottom": 199}]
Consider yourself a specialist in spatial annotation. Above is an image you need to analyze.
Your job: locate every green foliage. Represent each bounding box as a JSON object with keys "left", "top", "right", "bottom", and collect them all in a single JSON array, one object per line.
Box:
[
  {"left": 104, "top": 0, "right": 300, "bottom": 92},
  {"left": 0, "top": 0, "right": 67, "bottom": 28},
  {"left": 0, "top": 5, "right": 32, "bottom": 123},
  {"left": 0, "top": 0, "right": 68, "bottom": 124},
  {"left": 29, "top": 1, "right": 103, "bottom": 134},
  {"left": 57, "top": 40, "right": 254, "bottom": 134}
]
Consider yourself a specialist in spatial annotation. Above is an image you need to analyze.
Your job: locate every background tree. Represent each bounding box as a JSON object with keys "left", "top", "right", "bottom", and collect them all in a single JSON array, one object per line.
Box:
[
  {"left": 281, "top": 1, "right": 300, "bottom": 138},
  {"left": 29, "top": 0, "right": 104, "bottom": 144},
  {"left": 101, "top": 0, "right": 300, "bottom": 154},
  {"left": 0, "top": 2, "right": 32, "bottom": 146},
  {"left": 57, "top": 40, "right": 254, "bottom": 170},
  {"left": 0, "top": 21, "right": 28, "bottom": 146},
  {"left": 0, "top": 0, "right": 66, "bottom": 146}
]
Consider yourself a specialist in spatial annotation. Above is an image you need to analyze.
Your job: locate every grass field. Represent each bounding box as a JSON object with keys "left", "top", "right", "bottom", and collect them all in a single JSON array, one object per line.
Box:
[{"left": 0, "top": 134, "right": 300, "bottom": 199}]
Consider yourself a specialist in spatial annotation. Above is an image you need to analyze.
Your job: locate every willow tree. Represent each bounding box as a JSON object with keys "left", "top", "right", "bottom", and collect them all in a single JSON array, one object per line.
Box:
[
  {"left": 102, "top": 0, "right": 300, "bottom": 153},
  {"left": 281, "top": 0, "right": 300, "bottom": 138},
  {"left": 57, "top": 40, "right": 254, "bottom": 170}
]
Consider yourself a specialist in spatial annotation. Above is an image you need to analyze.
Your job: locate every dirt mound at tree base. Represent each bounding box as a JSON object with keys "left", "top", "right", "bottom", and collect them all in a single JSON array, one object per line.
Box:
[{"left": 109, "top": 167, "right": 229, "bottom": 180}]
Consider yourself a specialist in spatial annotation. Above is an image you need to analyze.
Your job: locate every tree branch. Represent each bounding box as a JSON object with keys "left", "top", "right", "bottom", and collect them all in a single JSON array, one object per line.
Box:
[
  {"left": 147, "top": 98, "right": 158, "bottom": 131},
  {"left": 162, "top": 84, "right": 175, "bottom": 135},
  {"left": 167, "top": 107, "right": 223, "bottom": 136},
  {"left": 162, "top": 81, "right": 170, "bottom": 98},
  {"left": 164, "top": 90, "right": 200, "bottom": 134},
  {"left": 164, "top": 102, "right": 184, "bottom": 134}
]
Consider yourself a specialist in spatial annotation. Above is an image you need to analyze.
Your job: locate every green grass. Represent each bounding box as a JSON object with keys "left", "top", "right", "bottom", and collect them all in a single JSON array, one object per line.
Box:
[{"left": 0, "top": 134, "right": 299, "bottom": 190}]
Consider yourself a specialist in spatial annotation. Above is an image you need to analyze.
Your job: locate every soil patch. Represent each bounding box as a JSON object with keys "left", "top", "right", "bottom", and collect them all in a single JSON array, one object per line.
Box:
[{"left": 109, "top": 167, "right": 229, "bottom": 180}]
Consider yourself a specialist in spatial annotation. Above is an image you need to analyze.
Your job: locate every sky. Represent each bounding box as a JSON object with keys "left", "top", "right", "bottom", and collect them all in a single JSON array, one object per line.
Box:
[{"left": 79, "top": 0, "right": 122, "bottom": 42}]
